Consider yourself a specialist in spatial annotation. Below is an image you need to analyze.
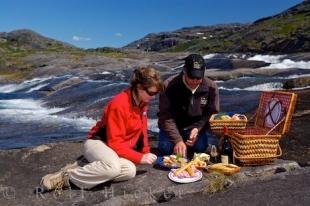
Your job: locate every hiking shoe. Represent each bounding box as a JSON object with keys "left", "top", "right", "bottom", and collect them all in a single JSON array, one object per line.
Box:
[
  {"left": 40, "top": 162, "right": 78, "bottom": 192},
  {"left": 41, "top": 171, "right": 70, "bottom": 192}
]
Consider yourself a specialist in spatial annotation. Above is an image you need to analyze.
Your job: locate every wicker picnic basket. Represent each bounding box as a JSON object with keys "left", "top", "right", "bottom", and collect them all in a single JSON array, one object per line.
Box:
[
  {"left": 230, "top": 128, "right": 282, "bottom": 166},
  {"left": 209, "top": 114, "right": 247, "bottom": 130},
  {"left": 229, "top": 91, "right": 297, "bottom": 166}
]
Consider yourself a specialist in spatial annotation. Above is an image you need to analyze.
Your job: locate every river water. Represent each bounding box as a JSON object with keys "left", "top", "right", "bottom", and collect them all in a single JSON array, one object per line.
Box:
[{"left": 0, "top": 54, "right": 309, "bottom": 149}]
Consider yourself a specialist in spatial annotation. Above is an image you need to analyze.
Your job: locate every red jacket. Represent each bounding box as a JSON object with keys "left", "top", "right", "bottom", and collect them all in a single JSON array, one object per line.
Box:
[{"left": 87, "top": 88, "right": 150, "bottom": 164}]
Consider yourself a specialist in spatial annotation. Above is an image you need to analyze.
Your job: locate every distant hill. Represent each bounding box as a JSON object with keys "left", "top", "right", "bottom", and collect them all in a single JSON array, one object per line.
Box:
[
  {"left": 0, "top": 29, "right": 82, "bottom": 73},
  {"left": 124, "top": 0, "right": 310, "bottom": 53},
  {"left": 0, "top": 29, "right": 75, "bottom": 51}
]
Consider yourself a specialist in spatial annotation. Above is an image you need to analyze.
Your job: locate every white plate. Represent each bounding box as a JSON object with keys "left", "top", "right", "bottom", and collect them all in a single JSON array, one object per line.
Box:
[{"left": 168, "top": 170, "right": 202, "bottom": 183}]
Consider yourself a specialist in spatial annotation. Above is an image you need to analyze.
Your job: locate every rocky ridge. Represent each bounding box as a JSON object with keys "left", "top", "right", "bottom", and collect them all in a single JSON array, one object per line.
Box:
[{"left": 125, "top": 1, "right": 310, "bottom": 53}]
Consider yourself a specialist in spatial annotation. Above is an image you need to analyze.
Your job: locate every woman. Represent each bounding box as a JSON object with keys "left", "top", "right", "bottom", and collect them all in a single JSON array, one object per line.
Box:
[{"left": 41, "top": 67, "right": 162, "bottom": 191}]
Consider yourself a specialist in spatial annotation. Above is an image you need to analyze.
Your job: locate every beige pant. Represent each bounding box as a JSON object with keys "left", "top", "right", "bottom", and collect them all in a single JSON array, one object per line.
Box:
[{"left": 69, "top": 139, "right": 136, "bottom": 189}]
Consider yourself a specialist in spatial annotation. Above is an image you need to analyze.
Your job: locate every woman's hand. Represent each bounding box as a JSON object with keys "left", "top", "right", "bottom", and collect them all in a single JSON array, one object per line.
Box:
[
  {"left": 140, "top": 153, "right": 157, "bottom": 164},
  {"left": 174, "top": 141, "right": 187, "bottom": 157}
]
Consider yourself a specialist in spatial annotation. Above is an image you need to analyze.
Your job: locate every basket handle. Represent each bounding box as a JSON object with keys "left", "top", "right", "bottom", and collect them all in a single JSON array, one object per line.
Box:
[
  {"left": 275, "top": 145, "right": 282, "bottom": 157},
  {"left": 265, "top": 117, "right": 285, "bottom": 135}
]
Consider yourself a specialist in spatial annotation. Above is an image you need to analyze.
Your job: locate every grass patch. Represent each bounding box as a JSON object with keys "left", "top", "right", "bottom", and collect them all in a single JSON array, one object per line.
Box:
[
  {"left": 86, "top": 47, "right": 130, "bottom": 58},
  {"left": 204, "top": 172, "right": 228, "bottom": 194},
  {"left": 0, "top": 69, "right": 32, "bottom": 81},
  {"left": 167, "top": 41, "right": 193, "bottom": 52},
  {"left": 257, "top": 12, "right": 309, "bottom": 36}
]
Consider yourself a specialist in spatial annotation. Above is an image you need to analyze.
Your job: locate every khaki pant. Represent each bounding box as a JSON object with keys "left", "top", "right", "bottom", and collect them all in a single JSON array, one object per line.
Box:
[{"left": 69, "top": 139, "right": 136, "bottom": 189}]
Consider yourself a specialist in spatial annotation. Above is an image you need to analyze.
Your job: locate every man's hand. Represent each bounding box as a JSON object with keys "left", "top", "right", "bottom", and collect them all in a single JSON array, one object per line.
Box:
[
  {"left": 174, "top": 141, "right": 187, "bottom": 157},
  {"left": 186, "top": 128, "right": 199, "bottom": 147},
  {"left": 140, "top": 153, "right": 157, "bottom": 164}
]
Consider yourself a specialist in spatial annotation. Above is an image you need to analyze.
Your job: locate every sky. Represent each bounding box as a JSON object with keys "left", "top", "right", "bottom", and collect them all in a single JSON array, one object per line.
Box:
[{"left": 0, "top": 0, "right": 304, "bottom": 49}]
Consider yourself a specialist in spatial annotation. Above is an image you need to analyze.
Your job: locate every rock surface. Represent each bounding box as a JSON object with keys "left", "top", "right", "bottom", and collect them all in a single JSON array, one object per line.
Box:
[
  {"left": 158, "top": 167, "right": 310, "bottom": 206},
  {"left": 0, "top": 86, "right": 309, "bottom": 205},
  {"left": 0, "top": 141, "right": 303, "bottom": 206},
  {"left": 0, "top": 73, "right": 309, "bottom": 206},
  {"left": 283, "top": 76, "right": 310, "bottom": 89}
]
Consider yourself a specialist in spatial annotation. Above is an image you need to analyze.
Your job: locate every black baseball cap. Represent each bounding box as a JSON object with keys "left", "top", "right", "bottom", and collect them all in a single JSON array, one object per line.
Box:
[{"left": 183, "top": 54, "right": 206, "bottom": 79}]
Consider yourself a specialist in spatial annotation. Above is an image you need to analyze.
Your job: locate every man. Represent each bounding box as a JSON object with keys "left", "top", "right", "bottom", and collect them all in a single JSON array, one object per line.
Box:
[{"left": 158, "top": 54, "right": 219, "bottom": 158}]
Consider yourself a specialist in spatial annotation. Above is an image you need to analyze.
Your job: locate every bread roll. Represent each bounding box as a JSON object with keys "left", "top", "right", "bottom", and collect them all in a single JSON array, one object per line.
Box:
[{"left": 208, "top": 163, "right": 240, "bottom": 175}]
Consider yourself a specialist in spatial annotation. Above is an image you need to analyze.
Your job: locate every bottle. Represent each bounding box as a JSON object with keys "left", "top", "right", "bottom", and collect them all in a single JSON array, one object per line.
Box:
[
  {"left": 210, "top": 145, "right": 219, "bottom": 163},
  {"left": 220, "top": 126, "right": 233, "bottom": 164},
  {"left": 206, "top": 144, "right": 212, "bottom": 155}
]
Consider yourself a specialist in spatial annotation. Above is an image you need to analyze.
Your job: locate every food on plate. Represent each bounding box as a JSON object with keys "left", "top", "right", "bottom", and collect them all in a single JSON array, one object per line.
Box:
[
  {"left": 163, "top": 155, "right": 187, "bottom": 167},
  {"left": 174, "top": 157, "right": 201, "bottom": 176},
  {"left": 171, "top": 165, "right": 198, "bottom": 178},
  {"left": 171, "top": 154, "right": 211, "bottom": 179},
  {"left": 193, "top": 153, "right": 210, "bottom": 161},
  {"left": 208, "top": 163, "right": 240, "bottom": 175},
  {"left": 194, "top": 160, "right": 207, "bottom": 169},
  {"left": 185, "top": 165, "right": 196, "bottom": 177},
  {"left": 166, "top": 153, "right": 209, "bottom": 178},
  {"left": 193, "top": 153, "right": 209, "bottom": 168}
]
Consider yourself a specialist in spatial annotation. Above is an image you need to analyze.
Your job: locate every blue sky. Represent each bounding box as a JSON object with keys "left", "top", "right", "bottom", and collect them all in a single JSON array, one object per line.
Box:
[{"left": 0, "top": 0, "right": 304, "bottom": 49}]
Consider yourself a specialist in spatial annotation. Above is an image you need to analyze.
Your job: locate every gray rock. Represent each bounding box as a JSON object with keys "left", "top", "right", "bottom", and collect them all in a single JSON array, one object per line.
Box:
[
  {"left": 205, "top": 58, "right": 269, "bottom": 70},
  {"left": 0, "top": 141, "right": 303, "bottom": 206},
  {"left": 283, "top": 76, "right": 310, "bottom": 89}
]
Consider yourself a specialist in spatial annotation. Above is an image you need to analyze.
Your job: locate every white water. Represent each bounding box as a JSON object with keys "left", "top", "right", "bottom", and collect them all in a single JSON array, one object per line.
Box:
[
  {"left": 0, "top": 76, "right": 58, "bottom": 93},
  {"left": 0, "top": 98, "right": 95, "bottom": 131},
  {"left": 174, "top": 53, "right": 310, "bottom": 71},
  {"left": 243, "top": 82, "right": 284, "bottom": 91},
  {"left": 219, "top": 82, "right": 284, "bottom": 92},
  {"left": 248, "top": 54, "right": 310, "bottom": 69},
  {"left": 26, "top": 83, "right": 49, "bottom": 93},
  {"left": 0, "top": 97, "right": 160, "bottom": 134},
  {"left": 101, "top": 71, "right": 112, "bottom": 74},
  {"left": 203, "top": 54, "right": 217, "bottom": 59},
  {"left": 248, "top": 54, "right": 286, "bottom": 63},
  {"left": 218, "top": 72, "right": 310, "bottom": 91},
  {"left": 263, "top": 59, "right": 310, "bottom": 69}
]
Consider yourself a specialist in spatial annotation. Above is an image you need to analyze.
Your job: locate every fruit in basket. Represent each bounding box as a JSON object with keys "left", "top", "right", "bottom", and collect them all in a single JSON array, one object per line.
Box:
[
  {"left": 232, "top": 114, "right": 240, "bottom": 120},
  {"left": 214, "top": 113, "right": 225, "bottom": 120},
  {"left": 232, "top": 114, "right": 246, "bottom": 120},
  {"left": 213, "top": 113, "right": 246, "bottom": 121},
  {"left": 221, "top": 115, "right": 231, "bottom": 120}
]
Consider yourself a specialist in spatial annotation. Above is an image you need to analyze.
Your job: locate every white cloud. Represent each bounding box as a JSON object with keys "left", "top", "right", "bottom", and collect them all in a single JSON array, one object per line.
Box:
[
  {"left": 72, "top": 35, "right": 91, "bottom": 41},
  {"left": 114, "top": 33, "right": 123, "bottom": 37}
]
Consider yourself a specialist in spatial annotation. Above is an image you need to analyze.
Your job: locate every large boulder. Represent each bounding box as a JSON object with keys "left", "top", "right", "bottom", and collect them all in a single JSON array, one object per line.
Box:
[
  {"left": 283, "top": 76, "right": 310, "bottom": 89},
  {"left": 205, "top": 58, "right": 269, "bottom": 70}
]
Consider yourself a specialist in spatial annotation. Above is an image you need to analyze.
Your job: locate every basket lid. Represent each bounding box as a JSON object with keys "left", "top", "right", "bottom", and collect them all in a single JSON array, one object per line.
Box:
[{"left": 255, "top": 91, "right": 297, "bottom": 135}]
